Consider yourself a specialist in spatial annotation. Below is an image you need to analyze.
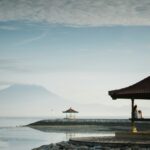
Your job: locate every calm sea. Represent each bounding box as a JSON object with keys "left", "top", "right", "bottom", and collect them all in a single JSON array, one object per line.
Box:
[{"left": 0, "top": 117, "right": 114, "bottom": 150}]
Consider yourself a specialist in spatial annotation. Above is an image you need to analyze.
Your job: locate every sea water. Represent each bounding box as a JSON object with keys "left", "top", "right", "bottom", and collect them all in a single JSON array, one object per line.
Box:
[{"left": 0, "top": 117, "right": 114, "bottom": 150}]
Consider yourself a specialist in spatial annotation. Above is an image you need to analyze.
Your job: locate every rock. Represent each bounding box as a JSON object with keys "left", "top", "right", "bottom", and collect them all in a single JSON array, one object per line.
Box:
[
  {"left": 49, "top": 143, "right": 55, "bottom": 148},
  {"left": 77, "top": 145, "right": 89, "bottom": 150},
  {"left": 50, "top": 145, "right": 60, "bottom": 150},
  {"left": 56, "top": 141, "right": 69, "bottom": 147},
  {"left": 92, "top": 145, "right": 102, "bottom": 150},
  {"left": 66, "top": 144, "right": 77, "bottom": 149},
  {"left": 33, "top": 141, "right": 148, "bottom": 150},
  {"left": 32, "top": 145, "right": 50, "bottom": 150},
  {"left": 56, "top": 141, "right": 77, "bottom": 149},
  {"left": 131, "top": 146, "right": 140, "bottom": 150},
  {"left": 120, "top": 146, "right": 132, "bottom": 150},
  {"left": 102, "top": 147, "right": 111, "bottom": 150}
]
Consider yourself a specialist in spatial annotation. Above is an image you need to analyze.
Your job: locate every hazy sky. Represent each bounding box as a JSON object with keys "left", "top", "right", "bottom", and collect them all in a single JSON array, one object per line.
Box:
[{"left": 0, "top": 0, "right": 150, "bottom": 116}]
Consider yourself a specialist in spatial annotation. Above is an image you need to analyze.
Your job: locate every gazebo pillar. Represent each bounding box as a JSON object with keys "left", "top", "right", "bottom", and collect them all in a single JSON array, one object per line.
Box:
[
  {"left": 131, "top": 99, "right": 137, "bottom": 133},
  {"left": 131, "top": 99, "right": 134, "bottom": 120}
]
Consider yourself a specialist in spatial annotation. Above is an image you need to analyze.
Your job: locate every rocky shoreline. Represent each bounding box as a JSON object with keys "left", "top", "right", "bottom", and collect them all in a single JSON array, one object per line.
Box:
[
  {"left": 31, "top": 119, "right": 150, "bottom": 150},
  {"left": 32, "top": 141, "right": 149, "bottom": 150}
]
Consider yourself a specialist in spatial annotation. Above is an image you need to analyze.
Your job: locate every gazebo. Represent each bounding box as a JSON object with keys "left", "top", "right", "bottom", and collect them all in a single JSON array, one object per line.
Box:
[
  {"left": 108, "top": 76, "right": 150, "bottom": 133},
  {"left": 63, "top": 107, "right": 78, "bottom": 119}
]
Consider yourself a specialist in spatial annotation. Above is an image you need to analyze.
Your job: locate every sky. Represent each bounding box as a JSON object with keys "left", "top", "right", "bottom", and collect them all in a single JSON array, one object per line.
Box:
[{"left": 0, "top": 0, "right": 150, "bottom": 117}]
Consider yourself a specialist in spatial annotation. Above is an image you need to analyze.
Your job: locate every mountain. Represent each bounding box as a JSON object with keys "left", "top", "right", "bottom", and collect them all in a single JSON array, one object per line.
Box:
[
  {"left": 0, "top": 84, "right": 137, "bottom": 118},
  {"left": 0, "top": 84, "right": 73, "bottom": 117}
]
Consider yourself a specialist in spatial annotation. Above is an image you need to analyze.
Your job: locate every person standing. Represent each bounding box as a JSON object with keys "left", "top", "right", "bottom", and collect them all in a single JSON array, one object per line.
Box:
[
  {"left": 133, "top": 105, "right": 138, "bottom": 119},
  {"left": 138, "top": 110, "right": 143, "bottom": 119}
]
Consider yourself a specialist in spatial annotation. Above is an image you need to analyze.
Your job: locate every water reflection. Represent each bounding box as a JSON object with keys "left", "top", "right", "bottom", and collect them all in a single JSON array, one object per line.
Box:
[
  {"left": 29, "top": 125, "right": 115, "bottom": 141},
  {"left": 66, "top": 132, "right": 76, "bottom": 140}
]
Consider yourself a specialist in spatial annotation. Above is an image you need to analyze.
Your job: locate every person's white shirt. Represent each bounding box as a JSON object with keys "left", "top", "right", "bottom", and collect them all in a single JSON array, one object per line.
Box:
[{"left": 137, "top": 110, "right": 143, "bottom": 119}]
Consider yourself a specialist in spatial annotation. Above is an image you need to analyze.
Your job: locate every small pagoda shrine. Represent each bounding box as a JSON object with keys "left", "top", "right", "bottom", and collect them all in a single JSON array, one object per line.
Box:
[{"left": 63, "top": 107, "right": 78, "bottom": 119}]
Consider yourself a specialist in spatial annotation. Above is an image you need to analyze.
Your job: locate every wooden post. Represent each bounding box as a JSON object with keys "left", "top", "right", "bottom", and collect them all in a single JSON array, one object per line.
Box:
[
  {"left": 131, "top": 99, "right": 137, "bottom": 133},
  {"left": 131, "top": 99, "right": 134, "bottom": 120}
]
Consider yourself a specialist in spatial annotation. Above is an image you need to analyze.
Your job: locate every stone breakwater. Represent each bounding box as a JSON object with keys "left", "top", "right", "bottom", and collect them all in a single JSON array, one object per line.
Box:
[
  {"left": 28, "top": 119, "right": 130, "bottom": 126},
  {"left": 32, "top": 141, "right": 149, "bottom": 150},
  {"left": 28, "top": 119, "right": 150, "bottom": 132}
]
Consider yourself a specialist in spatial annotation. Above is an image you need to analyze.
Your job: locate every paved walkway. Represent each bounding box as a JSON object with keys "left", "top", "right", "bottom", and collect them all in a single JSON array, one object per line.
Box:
[{"left": 70, "top": 136, "right": 150, "bottom": 147}]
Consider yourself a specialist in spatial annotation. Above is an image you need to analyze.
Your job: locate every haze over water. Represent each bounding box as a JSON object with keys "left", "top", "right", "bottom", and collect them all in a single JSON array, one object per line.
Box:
[
  {"left": 0, "top": 0, "right": 150, "bottom": 118},
  {"left": 0, "top": 117, "right": 115, "bottom": 150}
]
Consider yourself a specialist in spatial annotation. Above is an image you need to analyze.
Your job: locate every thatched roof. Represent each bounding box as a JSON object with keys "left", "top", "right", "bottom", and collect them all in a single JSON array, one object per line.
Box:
[
  {"left": 63, "top": 107, "right": 78, "bottom": 113},
  {"left": 109, "top": 76, "right": 150, "bottom": 100}
]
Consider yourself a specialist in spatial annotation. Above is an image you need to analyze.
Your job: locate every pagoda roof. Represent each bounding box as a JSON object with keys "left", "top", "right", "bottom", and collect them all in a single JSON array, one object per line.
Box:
[
  {"left": 63, "top": 107, "right": 78, "bottom": 113},
  {"left": 108, "top": 76, "right": 150, "bottom": 100}
]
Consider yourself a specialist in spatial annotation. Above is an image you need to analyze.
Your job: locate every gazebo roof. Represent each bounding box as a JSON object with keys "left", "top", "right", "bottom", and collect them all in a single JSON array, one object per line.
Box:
[
  {"left": 108, "top": 76, "right": 150, "bottom": 100},
  {"left": 63, "top": 107, "right": 78, "bottom": 113}
]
